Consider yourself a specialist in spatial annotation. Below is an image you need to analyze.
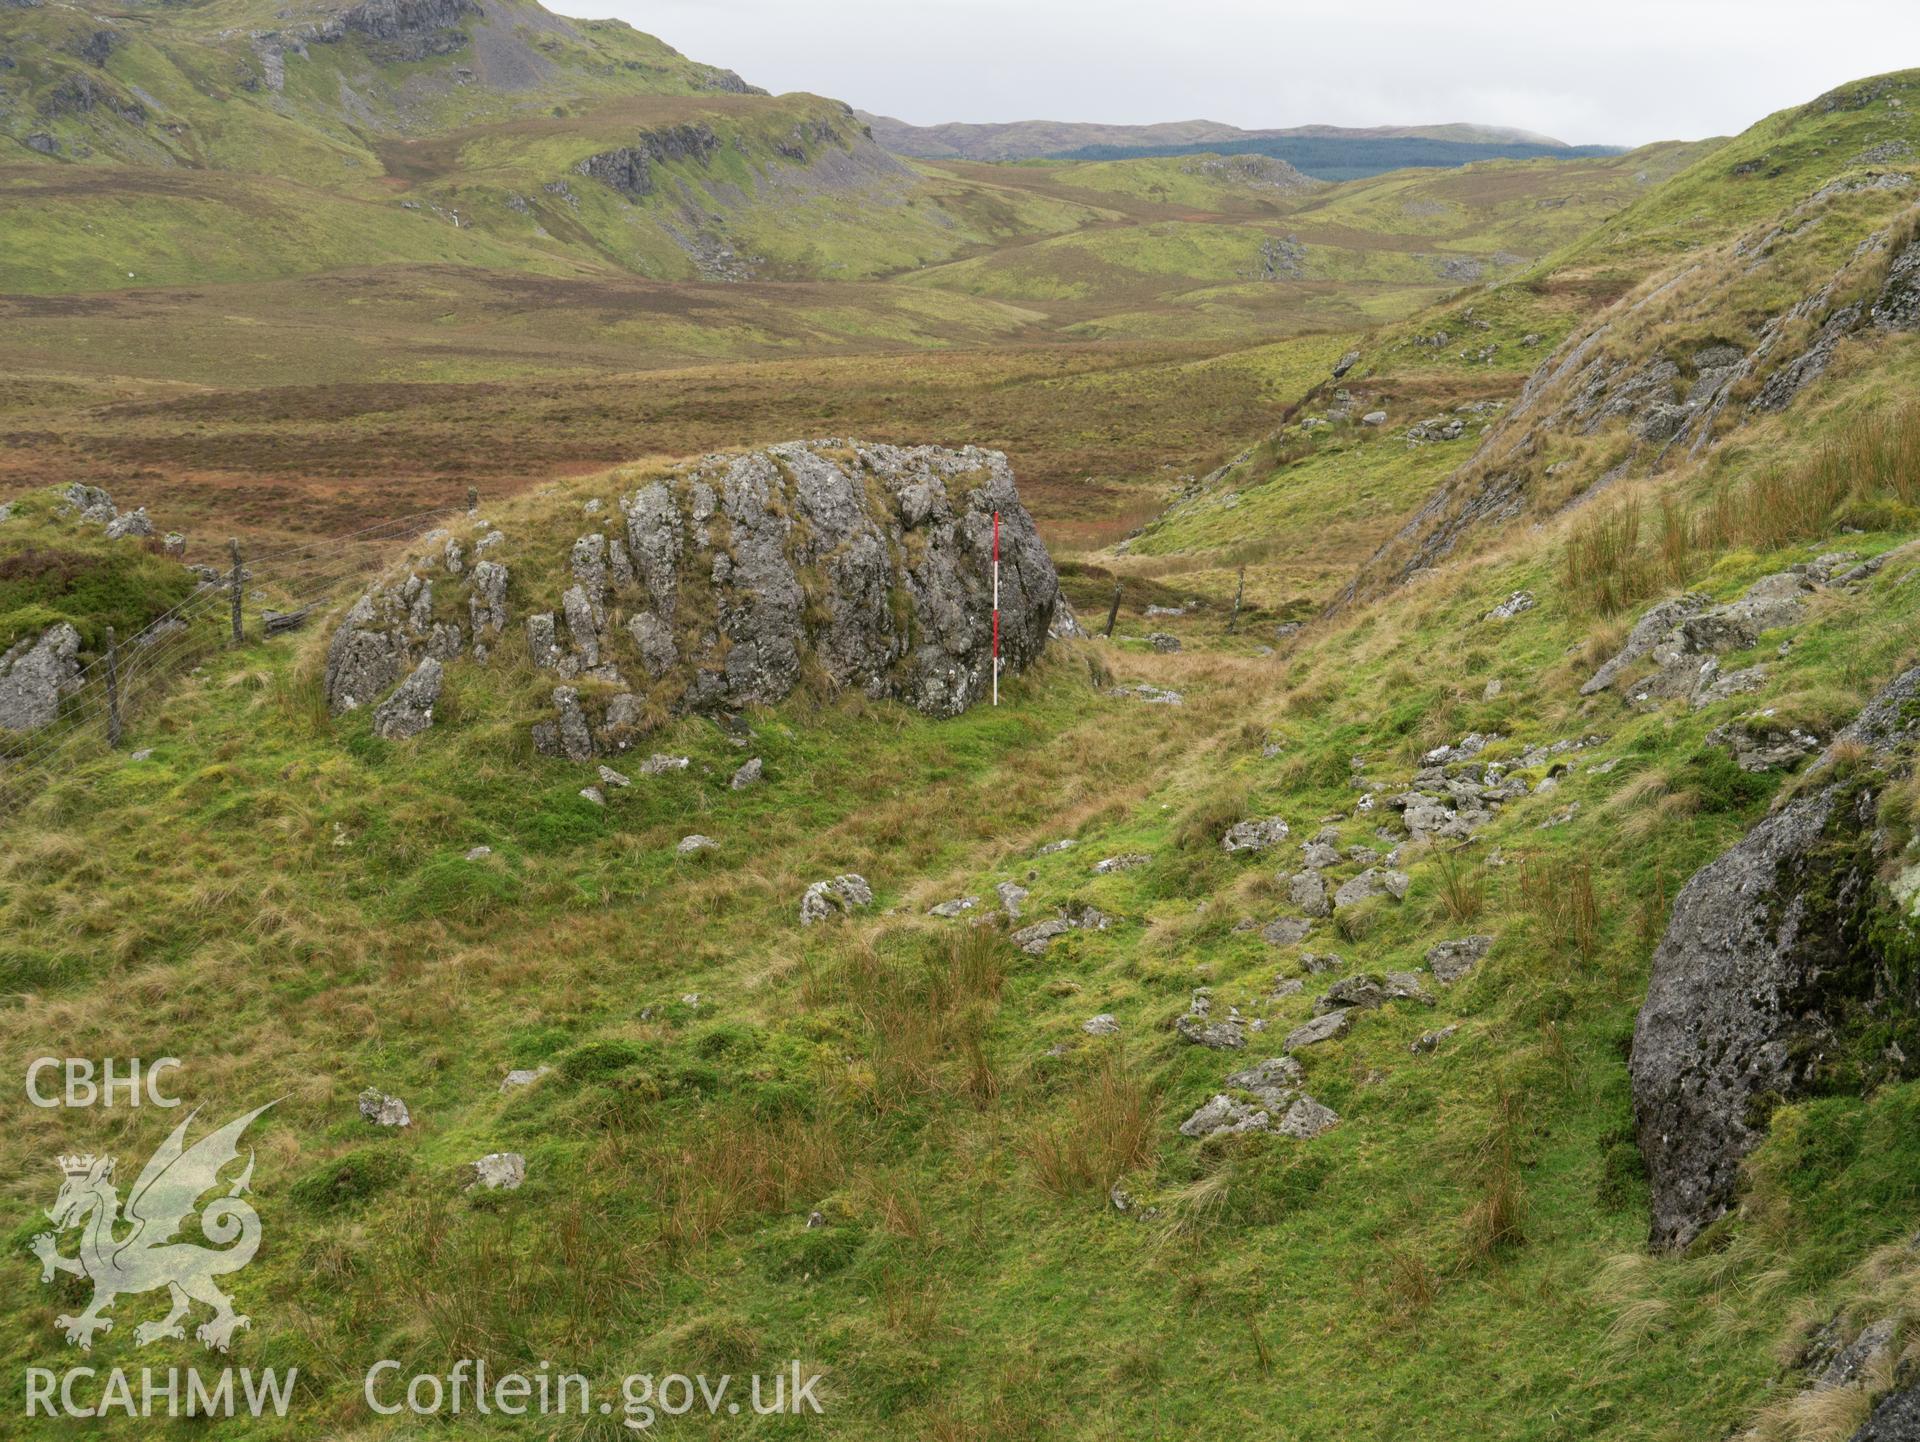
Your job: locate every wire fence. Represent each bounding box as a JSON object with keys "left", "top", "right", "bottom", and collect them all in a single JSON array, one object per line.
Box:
[{"left": 0, "top": 501, "right": 467, "bottom": 814}]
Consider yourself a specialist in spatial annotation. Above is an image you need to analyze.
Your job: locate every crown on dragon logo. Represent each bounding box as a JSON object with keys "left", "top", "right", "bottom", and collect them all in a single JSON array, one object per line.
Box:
[{"left": 57, "top": 1154, "right": 99, "bottom": 1177}]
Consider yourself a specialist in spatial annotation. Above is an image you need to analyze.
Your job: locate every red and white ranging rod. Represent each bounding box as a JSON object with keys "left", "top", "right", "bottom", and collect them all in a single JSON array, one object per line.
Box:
[{"left": 992, "top": 510, "right": 1001, "bottom": 707}]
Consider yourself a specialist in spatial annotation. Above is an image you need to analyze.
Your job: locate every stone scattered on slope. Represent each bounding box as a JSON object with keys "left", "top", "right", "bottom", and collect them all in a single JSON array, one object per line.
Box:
[
  {"left": 1082, "top": 1013, "right": 1121, "bottom": 1036},
  {"left": 1485, "top": 590, "right": 1535, "bottom": 621},
  {"left": 464, "top": 1152, "right": 526, "bottom": 1192},
  {"left": 1179, "top": 1094, "right": 1272, "bottom": 1138},
  {"left": 1224, "top": 1055, "right": 1305, "bottom": 1105},
  {"left": 1411, "top": 1025, "right": 1459, "bottom": 1054},
  {"left": 500, "top": 1066, "right": 551, "bottom": 1092},
  {"left": 1176, "top": 1014, "right": 1246, "bottom": 1049},
  {"left": 676, "top": 834, "right": 718, "bottom": 854},
  {"left": 597, "top": 764, "right": 631, "bottom": 788},
  {"left": 995, "top": 881, "right": 1028, "bottom": 918},
  {"left": 929, "top": 896, "right": 978, "bottom": 917},
  {"left": 1224, "top": 816, "right": 1290, "bottom": 852},
  {"left": 1631, "top": 664, "right": 1920, "bottom": 1250},
  {"left": 1260, "top": 917, "right": 1313, "bottom": 947},
  {"left": 1112, "top": 683, "right": 1184, "bottom": 705},
  {"left": 1385, "top": 971, "right": 1436, "bottom": 1005},
  {"left": 1708, "top": 718, "right": 1822, "bottom": 772},
  {"left": 0, "top": 622, "right": 82, "bottom": 733},
  {"left": 358, "top": 1089, "right": 411, "bottom": 1128},
  {"left": 799, "top": 873, "right": 872, "bottom": 924},
  {"left": 1285, "top": 1010, "right": 1352, "bottom": 1051},
  {"left": 641, "top": 753, "right": 689, "bottom": 774},
  {"left": 730, "top": 757, "right": 763, "bottom": 789},
  {"left": 1287, "top": 870, "right": 1331, "bottom": 917},
  {"left": 1426, "top": 935, "right": 1495, "bottom": 984},
  {"left": 1333, "top": 868, "right": 1410, "bottom": 907},
  {"left": 579, "top": 786, "right": 605, "bottom": 806},
  {"left": 1316, "top": 974, "right": 1391, "bottom": 1012},
  {"left": 1277, "top": 1096, "right": 1340, "bottom": 1139},
  {"left": 1093, "top": 853, "right": 1151, "bottom": 874}
]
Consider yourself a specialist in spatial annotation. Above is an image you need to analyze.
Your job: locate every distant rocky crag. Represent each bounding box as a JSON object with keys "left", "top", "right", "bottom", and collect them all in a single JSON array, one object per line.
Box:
[{"left": 325, "top": 440, "right": 1076, "bottom": 753}]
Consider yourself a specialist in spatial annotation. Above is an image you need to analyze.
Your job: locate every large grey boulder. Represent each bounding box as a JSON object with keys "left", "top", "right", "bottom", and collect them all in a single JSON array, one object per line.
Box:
[
  {"left": 0, "top": 622, "right": 82, "bottom": 732},
  {"left": 1631, "top": 665, "right": 1920, "bottom": 1250},
  {"left": 324, "top": 441, "right": 1059, "bottom": 754}
]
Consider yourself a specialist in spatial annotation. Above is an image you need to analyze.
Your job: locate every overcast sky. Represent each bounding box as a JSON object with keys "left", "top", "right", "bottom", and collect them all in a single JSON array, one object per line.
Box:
[{"left": 554, "top": 0, "right": 1919, "bottom": 147}]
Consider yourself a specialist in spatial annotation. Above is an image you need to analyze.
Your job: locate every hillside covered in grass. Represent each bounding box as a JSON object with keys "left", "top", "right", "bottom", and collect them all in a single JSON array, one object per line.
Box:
[{"left": 4, "top": 65, "right": 1920, "bottom": 1442}]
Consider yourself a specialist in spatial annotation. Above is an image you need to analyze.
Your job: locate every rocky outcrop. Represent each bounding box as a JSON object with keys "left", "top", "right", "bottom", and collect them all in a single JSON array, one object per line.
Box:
[
  {"left": 325, "top": 441, "right": 1062, "bottom": 754},
  {"left": 372, "top": 657, "right": 442, "bottom": 741},
  {"left": 1332, "top": 198, "right": 1920, "bottom": 614},
  {"left": 1580, "top": 570, "right": 1819, "bottom": 708},
  {"left": 324, "top": 0, "right": 480, "bottom": 60},
  {"left": 1631, "top": 664, "right": 1920, "bottom": 1250},
  {"left": 576, "top": 123, "right": 723, "bottom": 199},
  {"left": 0, "top": 622, "right": 82, "bottom": 733},
  {"left": 1849, "top": 1379, "right": 1920, "bottom": 1441}
]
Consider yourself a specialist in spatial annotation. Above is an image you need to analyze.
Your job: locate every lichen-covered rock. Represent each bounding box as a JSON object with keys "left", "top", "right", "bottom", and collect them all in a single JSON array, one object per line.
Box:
[
  {"left": 325, "top": 441, "right": 1059, "bottom": 755},
  {"left": 1847, "top": 1377, "right": 1920, "bottom": 1441},
  {"left": 1333, "top": 868, "right": 1409, "bottom": 907},
  {"left": 1179, "top": 1094, "right": 1271, "bottom": 1138},
  {"left": 1176, "top": 1014, "right": 1246, "bottom": 1049},
  {"left": 1426, "top": 935, "right": 1495, "bottom": 983},
  {"left": 1277, "top": 1095, "right": 1340, "bottom": 1139},
  {"left": 1224, "top": 816, "right": 1290, "bottom": 852},
  {"left": 1285, "top": 1010, "right": 1351, "bottom": 1051},
  {"left": 358, "top": 1089, "right": 410, "bottom": 1128},
  {"left": 1287, "top": 869, "right": 1331, "bottom": 918},
  {"left": 463, "top": 1151, "right": 526, "bottom": 1192},
  {"left": 371, "top": 657, "right": 442, "bottom": 740},
  {"left": 799, "top": 873, "right": 872, "bottom": 924},
  {"left": 1631, "top": 665, "right": 1920, "bottom": 1250},
  {"left": 0, "top": 622, "right": 82, "bottom": 732}
]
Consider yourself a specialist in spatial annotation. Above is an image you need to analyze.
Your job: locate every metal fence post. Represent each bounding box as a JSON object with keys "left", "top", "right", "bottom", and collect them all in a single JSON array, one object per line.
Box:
[
  {"left": 104, "top": 625, "right": 122, "bottom": 748},
  {"left": 1103, "top": 581, "right": 1121, "bottom": 639},
  {"left": 228, "top": 538, "right": 243, "bottom": 646}
]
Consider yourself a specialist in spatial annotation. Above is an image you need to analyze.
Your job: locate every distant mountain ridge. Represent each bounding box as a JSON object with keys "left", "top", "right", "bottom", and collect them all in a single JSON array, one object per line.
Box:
[{"left": 858, "top": 112, "right": 1578, "bottom": 163}]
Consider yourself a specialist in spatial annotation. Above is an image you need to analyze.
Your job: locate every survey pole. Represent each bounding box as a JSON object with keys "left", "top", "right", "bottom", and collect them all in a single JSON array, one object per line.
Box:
[{"left": 992, "top": 511, "right": 1001, "bottom": 707}]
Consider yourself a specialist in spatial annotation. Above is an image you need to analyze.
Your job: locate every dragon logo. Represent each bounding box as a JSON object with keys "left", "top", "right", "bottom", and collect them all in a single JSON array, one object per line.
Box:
[{"left": 30, "top": 1101, "right": 276, "bottom": 1352}]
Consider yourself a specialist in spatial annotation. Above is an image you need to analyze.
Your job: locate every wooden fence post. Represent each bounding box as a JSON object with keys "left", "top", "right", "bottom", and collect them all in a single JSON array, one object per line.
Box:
[
  {"left": 1227, "top": 567, "right": 1245, "bottom": 634},
  {"left": 1103, "top": 581, "right": 1122, "bottom": 639},
  {"left": 228, "top": 538, "right": 243, "bottom": 646},
  {"left": 104, "top": 625, "right": 122, "bottom": 748}
]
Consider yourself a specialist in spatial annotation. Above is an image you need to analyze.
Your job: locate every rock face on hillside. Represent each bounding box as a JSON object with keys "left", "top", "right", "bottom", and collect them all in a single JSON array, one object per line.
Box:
[
  {"left": 1332, "top": 198, "right": 1920, "bottom": 613},
  {"left": 325, "top": 440, "right": 1065, "bottom": 753},
  {"left": 0, "top": 622, "right": 82, "bottom": 733},
  {"left": 1630, "top": 664, "right": 1920, "bottom": 1250}
]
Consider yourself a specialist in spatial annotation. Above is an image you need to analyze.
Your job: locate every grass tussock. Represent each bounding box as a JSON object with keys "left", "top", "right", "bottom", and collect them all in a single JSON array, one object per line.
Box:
[{"left": 1025, "top": 1060, "right": 1158, "bottom": 1199}]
